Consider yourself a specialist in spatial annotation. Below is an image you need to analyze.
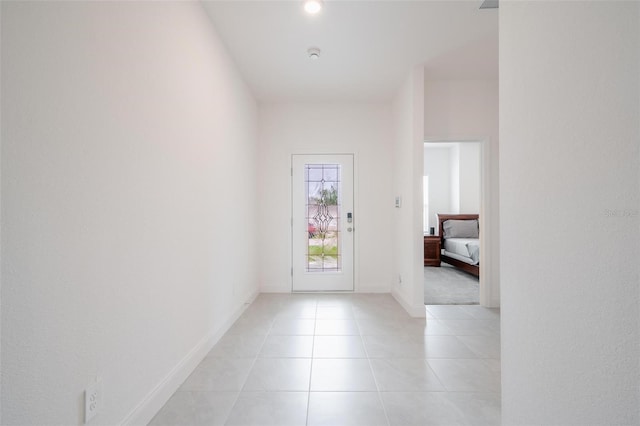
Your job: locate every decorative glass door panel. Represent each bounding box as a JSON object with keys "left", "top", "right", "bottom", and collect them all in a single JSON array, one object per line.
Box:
[
  {"left": 306, "top": 164, "right": 341, "bottom": 272},
  {"left": 292, "top": 155, "right": 354, "bottom": 291}
]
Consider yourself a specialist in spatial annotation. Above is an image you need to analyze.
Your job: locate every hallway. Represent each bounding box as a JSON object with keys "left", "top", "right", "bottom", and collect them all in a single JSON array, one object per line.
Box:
[{"left": 150, "top": 294, "right": 501, "bottom": 425}]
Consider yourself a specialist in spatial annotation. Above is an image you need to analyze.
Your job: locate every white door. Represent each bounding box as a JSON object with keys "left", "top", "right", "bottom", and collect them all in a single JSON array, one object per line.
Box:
[{"left": 292, "top": 154, "right": 354, "bottom": 291}]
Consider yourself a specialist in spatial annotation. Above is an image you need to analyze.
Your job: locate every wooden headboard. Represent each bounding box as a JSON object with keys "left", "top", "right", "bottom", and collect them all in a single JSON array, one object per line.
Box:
[{"left": 436, "top": 213, "right": 479, "bottom": 245}]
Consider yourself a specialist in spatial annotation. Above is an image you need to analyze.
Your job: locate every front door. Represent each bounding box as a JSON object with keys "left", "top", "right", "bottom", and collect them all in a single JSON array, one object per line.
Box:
[{"left": 292, "top": 154, "right": 354, "bottom": 291}]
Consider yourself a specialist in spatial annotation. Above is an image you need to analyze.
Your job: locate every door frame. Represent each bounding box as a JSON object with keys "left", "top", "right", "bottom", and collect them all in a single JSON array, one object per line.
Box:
[
  {"left": 423, "top": 139, "right": 493, "bottom": 306},
  {"left": 290, "top": 153, "right": 357, "bottom": 293}
]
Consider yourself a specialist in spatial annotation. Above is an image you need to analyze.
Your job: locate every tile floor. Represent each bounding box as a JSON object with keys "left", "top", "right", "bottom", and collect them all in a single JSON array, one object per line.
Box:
[{"left": 149, "top": 294, "right": 501, "bottom": 426}]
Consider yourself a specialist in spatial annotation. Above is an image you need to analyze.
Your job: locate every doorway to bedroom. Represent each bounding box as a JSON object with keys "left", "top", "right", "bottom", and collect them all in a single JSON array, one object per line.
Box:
[{"left": 423, "top": 142, "right": 481, "bottom": 305}]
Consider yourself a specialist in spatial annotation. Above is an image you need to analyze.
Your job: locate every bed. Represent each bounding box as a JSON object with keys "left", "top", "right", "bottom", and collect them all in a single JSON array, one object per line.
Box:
[{"left": 436, "top": 214, "right": 480, "bottom": 277}]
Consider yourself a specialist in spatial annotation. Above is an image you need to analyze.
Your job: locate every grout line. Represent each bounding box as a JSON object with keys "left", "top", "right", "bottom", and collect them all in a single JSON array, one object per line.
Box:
[
  {"left": 219, "top": 305, "right": 275, "bottom": 425},
  {"left": 183, "top": 295, "right": 500, "bottom": 425},
  {"left": 355, "top": 311, "right": 392, "bottom": 426},
  {"left": 305, "top": 300, "right": 318, "bottom": 426}
]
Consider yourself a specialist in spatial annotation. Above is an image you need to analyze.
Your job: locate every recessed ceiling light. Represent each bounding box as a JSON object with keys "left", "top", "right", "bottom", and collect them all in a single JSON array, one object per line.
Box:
[
  {"left": 304, "top": 0, "right": 323, "bottom": 14},
  {"left": 307, "top": 47, "right": 321, "bottom": 60}
]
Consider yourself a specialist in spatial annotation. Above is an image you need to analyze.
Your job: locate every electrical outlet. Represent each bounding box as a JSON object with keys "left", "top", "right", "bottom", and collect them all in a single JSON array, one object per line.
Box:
[{"left": 85, "top": 380, "right": 100, "bottom": 423}]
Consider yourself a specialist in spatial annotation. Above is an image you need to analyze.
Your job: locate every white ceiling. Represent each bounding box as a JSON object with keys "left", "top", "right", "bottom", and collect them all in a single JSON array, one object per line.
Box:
[{"left": 201, "top": 1, "right": 498, "bottom": 102}]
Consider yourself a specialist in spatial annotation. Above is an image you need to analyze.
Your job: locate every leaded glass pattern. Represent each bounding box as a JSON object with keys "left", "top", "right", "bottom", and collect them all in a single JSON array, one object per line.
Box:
[{"left": 305, "top": 164, "right": 341, "bottom": 272}]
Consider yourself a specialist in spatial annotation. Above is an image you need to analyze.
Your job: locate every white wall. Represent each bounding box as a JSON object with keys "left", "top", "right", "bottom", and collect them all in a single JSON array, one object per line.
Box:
[
  {"left": 423, "top": 146, "right": 451, "bottom": 230},
  {"left": 391, "top": 67, "right": 425, "bottom": 317},
  {"left": 458, "top": 142, "right": 481, "bottom": 214},
  {"left": 1, "top": 2, "right": 258, "bottom": 424},
  {"left": 0, "top": 2, "right": 3, "bottom": 419},
  {"left": 424, "top": 78, "right": 499, "bottom": 306},
  {"left": 500, "top": 1, "right": 639, "bottom": 423},
  {"left": 257, "top": 103, "right": 394, "bottom": 293},
  {"left": 424, "top": 143, "right": 480, "bottom": 232},
  {"left": 449, "top": 144, "right": 461, "bottom": 213}
]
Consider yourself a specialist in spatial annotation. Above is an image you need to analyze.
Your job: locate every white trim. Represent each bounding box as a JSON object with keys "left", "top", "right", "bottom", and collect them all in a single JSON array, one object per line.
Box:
[
  {"left": 290, "top": 153, "right": 357, "bottom": 293},
  {"left": 423, "top": 138, "right": 495, "bottom": 307},
  {"left": 120, "top": 290, "right": 259, "bottom": 426},
  {"left": 392, "top": 287, "right": 426, "bottom": 318}
]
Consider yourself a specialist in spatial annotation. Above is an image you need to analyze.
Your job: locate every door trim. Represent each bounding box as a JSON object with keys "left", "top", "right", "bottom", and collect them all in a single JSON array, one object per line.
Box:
[
  {"left": 423, "top": 139, "right": 493, "bottom": 307},
  {"left": 290, "top": 153, "right": 356, "bottom": 293}
]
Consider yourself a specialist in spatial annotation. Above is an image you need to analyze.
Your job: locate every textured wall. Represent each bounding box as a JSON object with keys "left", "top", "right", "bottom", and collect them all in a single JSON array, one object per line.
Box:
[
  {"left": 424, "top": 79, "right": 500, "bottom": 306},
  {"left": 257, "top": 102, "right": 394, "bottom": 293},
  {"left": 391, "top": 67, "right": 425, "bottom": 316},
  {"left": 500, "top": 1, "right": 639, "bottom": 423},
  {"left": 1, "top": 2, "right": 258, "bottom": 423}
]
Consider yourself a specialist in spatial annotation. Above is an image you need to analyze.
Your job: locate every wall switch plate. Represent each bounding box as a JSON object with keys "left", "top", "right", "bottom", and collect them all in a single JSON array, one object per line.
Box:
[{"left": 85, "top": 379, "right": 101, "bottom": 423}]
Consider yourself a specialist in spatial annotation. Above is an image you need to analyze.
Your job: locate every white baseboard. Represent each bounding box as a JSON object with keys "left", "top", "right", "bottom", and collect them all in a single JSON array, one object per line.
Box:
[
  {"left": 120, "top": 290, "right": 258, "bottom": 426},
  {"left": 391, "top": 288, "right": 426, "bottom": 318},
  {"left": 259, "top": 286, "right": 289, "bottom": 293}
]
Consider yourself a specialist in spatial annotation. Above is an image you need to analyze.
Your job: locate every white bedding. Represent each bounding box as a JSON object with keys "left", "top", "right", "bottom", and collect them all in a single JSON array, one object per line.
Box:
[{"left": 443, "top": 238, "right": 480, "bottom": 265}]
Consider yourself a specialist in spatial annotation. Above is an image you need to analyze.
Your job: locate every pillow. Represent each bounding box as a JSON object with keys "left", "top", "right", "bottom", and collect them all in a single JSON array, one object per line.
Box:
[{"left": 443, "top": 219, "right": 479, "bottom": 239}]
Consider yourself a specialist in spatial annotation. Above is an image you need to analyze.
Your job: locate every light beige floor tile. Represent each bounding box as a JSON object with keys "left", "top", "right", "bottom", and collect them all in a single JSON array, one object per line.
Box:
[
  {"left": 148, "top": 391, "right": 237, "bottom": 426},
  {"left": 381, "top": 392, "right": 466, "bottom": 426},
  {"left": 395, "top": 318, "right": 428, "bottom": 336},
  {"left": 427, "top": 359, "right": 501, "bottom": 393},
  {"left": 150, "top": 294, "right": 502, "bottom": 425},
  {"left": 276, "top": 304, "right": 318, "bottom": 319},
  {"left": 307, "top": 392, "right": 388, "bottom": 426},
  {"left": 180, "top": 358, "right": 255, "bottom": 391},
  {"left": 259, "top": 335, "right": 314, "bottom": 358},
  {"left": 352, "top": 305, "right": 409, "bottom": 321},
  {"left": 446, "top": 392, "right": 502, "bottom": 425},
  {"left": 314, "top": 319, "right": 360, "bottom": 335},
  {"left": 458, "top": 305, "right": 501, "bottom": 320},
  {"left": 422, "top": 336, "right": 479, "bottom": 359},
  {"left": 315, "top": 294, "right": 354, "bottom": 306},
  {"left": 356, "top": 318, "right": 407, "bottom": 336},
  {"left": 316, "top": 305, "right": 355, "bottom": 319},
  {"left": 362, "top": 330, "right": 485, "bottom": 359},
  {"left": 238, "top": 304, "right": 280, "bottom": 320},
  {"left": 310, "top": 358, "right": 377, "bottom": 391},
  {"left": 425, "top": 305, "right": 476, "bottom": 320},
  {"left": 226, "top": 316, "right": 274, "bottom": 336},
  {"left": 364, "top": 334, "right": 478, "bottom": 359},
  {"left": 237, "top": 304, "right": 276, "bottom": 317},
  {"left": 457, "top": 335, "right": 501, "bottom": 359},
  {"left": 362, "top": 334, "right": 422, "bottom": 358},
  {"left": 242, "top": 358, "right": 312, "bottom": 391},
  {"left": 225, "top": 391, "right": 308, "bottom": 426},
  {"left": 369, "top": 358, "right": 445, "bottom": 391},
  {"left": 425, "top": 319, "right": 457, "bottom": 335},
  {"left": 313, "top": 336, "right": 367, "bottom": 358},
  {"left": 206, "top": 334, "right": 265, "bottom": 358},
  {"left": 269, "top": 318, "right": 316, "bottom": 335},
  {"left": 242, "top": 358, "right": 311, "bottom": 392},
  {"left": 437, "top": 319, "right": 500, "bottom": 336}
]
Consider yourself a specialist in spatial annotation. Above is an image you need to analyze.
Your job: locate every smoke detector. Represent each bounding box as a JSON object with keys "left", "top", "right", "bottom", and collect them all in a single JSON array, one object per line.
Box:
[{"left": 307, "top": 47, "right": 321, "bottom": 60}]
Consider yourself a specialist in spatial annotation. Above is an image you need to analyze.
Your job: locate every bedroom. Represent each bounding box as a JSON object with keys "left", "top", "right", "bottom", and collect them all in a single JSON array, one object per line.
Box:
[{"left": 423, "top": 142, "right": 482, "bottom": 305}]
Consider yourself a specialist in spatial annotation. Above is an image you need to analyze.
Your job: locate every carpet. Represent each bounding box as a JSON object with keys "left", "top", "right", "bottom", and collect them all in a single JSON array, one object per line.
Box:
[{"left": 424, "top": 263, "right": 479, "bottom": 305}]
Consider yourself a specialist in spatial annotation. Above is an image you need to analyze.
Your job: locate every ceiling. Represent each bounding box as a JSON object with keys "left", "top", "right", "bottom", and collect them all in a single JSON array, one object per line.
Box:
[{"left": 201, "top": 1, "right": 498, "bottom": 102}]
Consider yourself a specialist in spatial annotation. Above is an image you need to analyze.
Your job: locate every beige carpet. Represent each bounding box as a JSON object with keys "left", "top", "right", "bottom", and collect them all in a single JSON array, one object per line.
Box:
[{"left": 424, "top": 264, "right": 479, "bottom": 305}]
